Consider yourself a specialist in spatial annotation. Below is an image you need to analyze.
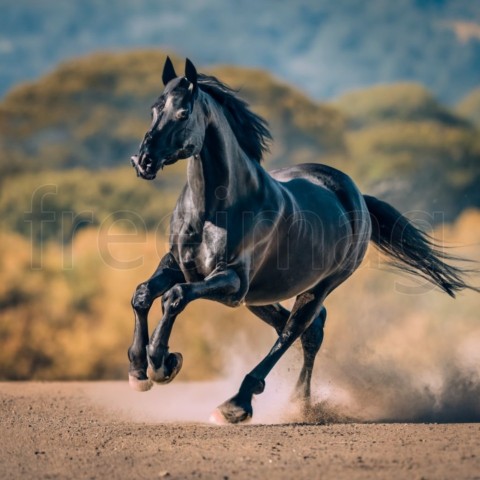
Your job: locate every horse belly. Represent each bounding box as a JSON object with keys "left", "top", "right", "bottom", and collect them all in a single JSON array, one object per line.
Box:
[
  {"left": 245, "top": 270, "right": 323, "bottom": 305},
  {"left": 245, "top": 220, "right": 352, "bottom": 305}
]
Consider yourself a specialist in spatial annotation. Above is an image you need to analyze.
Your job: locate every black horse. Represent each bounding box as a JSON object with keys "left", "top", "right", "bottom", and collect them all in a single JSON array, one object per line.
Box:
[{"left": 129, "top": 57, "right": 476, "bottom": 424}]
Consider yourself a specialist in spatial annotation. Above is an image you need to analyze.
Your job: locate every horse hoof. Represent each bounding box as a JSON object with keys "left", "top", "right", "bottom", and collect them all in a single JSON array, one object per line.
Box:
[
  {"left": 147, "top": 352, "right": 183, "bottom": 384},
  {"left": 209, "top": 400, "right": 252, "bottom": 425},
  {"left": 209, "top": 408, "right": 232, "bottom": 425},
  {"left": 128, "top": 374, "right": 153, "bottom": 392}
]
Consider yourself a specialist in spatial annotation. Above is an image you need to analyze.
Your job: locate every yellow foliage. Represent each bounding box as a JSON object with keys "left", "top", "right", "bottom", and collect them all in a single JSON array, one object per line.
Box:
[
  {"left": 0, "top": 227, "right": 271, "bottom": 380},
  {"left": 0, "top": 210, "right": 479, "bottom": 381}
]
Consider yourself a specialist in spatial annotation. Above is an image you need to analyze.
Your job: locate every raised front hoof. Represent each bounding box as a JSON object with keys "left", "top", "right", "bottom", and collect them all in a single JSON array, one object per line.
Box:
[
  {"left": 128, "top": 373, "right": 153, "bottom": 392},
  {"left": 209, "top": 399, "right": 253, "bottom": 425},
  {"left": 147, "top": 352, "right": 183, "bottom": 385}
]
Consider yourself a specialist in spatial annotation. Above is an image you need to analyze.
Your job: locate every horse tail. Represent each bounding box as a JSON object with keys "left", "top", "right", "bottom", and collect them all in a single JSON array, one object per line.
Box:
[{"left": 363, "top": 194, "right": 478, "bottom": 298}]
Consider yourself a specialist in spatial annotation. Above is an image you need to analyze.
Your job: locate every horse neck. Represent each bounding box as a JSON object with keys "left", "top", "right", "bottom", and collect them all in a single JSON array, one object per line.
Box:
[{"left": 186, "top": 100, "right": 261, "bottom": 218}]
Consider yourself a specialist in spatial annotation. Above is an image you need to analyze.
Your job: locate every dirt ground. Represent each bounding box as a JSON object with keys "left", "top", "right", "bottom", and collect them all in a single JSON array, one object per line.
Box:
[{"left": 1, "top": 382, "right": 479, "bottom": 480}]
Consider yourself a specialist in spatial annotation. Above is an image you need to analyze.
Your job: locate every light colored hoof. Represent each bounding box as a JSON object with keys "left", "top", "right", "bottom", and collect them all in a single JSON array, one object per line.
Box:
[
  {"left": 209, "top": 406, "right": 252, "bottom": 425},
  {"left": 209, "top": 408, "right": 230, "bottom": 425},
  {"left": 128, "top": 374, "right": 153, "bottom": 392}
]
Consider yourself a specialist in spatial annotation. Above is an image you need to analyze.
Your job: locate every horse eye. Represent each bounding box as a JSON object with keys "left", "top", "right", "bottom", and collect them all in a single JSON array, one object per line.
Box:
[{"left": 176, "top": 109, "right": 189, "bottom": 121}]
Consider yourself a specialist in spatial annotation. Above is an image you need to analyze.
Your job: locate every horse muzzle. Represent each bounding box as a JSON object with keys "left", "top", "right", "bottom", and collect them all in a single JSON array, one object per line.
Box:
[{"left": 130, "top": 154, "right": 157, "bottom": 180}]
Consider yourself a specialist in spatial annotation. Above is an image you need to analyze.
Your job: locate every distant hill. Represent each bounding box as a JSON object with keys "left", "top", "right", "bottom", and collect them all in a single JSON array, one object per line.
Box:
[
  {"left": 1, "top": 0, "right": 480, "bottom": 103},
  {"left": 333, "top": 83, "right": 467, "bottom": 129},
  {"left": 0, "top": 51, "right": 345, "bottom": 241},
  {"left": 333, "top": 83, "right": 480, "bottom": 218},
  {"left": 0, "top": 51, "right": 345, "bottom": 177},
  {"left": 457, "top": 88, "right": 480, "bottom": 126},
  {"left": 1, "top": 50, "right": 479, "bottom": 243}
]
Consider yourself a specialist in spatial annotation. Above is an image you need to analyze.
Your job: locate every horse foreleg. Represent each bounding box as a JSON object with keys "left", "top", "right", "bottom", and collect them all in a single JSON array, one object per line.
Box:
[
  {"left": 128, "top": 252, "right": 185, "bottom": 391},
  {"left": 146, "top": 265, "right": 246, "bottom": 384},
  {"left": 248, "top": 304, "right": 327, "bottom": 404},
  {"left": 212, "top": 292, "right": 325, "bottom": 424},
  {"left": 145, "top": 307, "right": 183, "bottom": 385}
]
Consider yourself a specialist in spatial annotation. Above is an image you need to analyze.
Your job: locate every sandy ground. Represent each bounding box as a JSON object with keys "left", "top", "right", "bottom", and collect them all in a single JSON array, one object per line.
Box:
[{"left": 1, "top": 382, "right": 479, "bottom": 480}]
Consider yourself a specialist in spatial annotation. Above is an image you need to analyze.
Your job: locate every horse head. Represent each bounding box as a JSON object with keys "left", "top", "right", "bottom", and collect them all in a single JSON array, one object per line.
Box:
[{"left": 131, "top": 57, "right": 205, "bottom": 180}]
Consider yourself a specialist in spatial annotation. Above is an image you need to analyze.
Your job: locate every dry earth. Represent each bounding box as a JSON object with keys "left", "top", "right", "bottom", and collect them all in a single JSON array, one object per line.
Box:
[{"left": 1, "top": 382, "right": 479, "bottom": 479}]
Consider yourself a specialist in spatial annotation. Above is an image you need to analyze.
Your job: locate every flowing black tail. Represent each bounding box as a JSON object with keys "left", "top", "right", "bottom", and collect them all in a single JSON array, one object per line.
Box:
[{"left": 364, "top": 195, "right": 478, "bottom": 298}]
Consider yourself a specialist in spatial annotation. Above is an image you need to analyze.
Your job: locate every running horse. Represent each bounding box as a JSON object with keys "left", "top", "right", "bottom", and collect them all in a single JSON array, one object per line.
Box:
[{"left": 129, "top": 57, "right": 476, "bottom": 424}]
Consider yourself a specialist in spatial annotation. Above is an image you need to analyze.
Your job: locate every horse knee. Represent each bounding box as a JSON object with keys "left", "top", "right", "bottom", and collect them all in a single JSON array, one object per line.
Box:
[{"left": 131, "top": 283, "right": 151, "bottom": 310}]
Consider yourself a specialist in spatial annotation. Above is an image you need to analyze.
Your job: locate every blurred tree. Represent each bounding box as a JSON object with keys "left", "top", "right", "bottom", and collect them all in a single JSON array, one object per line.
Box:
[{"left": 456, "top": 87, "right": 480, "bottom": 126}]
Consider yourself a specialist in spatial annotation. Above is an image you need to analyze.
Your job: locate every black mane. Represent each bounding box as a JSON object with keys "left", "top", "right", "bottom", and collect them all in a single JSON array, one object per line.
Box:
[{"left": 197, "top": 74, "right": 272, "bottom": 163}]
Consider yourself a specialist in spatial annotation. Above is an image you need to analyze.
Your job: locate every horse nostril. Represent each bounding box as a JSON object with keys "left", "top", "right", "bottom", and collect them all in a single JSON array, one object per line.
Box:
[{"left": 138, "top": 153, "right": 153, "bottom": 168}]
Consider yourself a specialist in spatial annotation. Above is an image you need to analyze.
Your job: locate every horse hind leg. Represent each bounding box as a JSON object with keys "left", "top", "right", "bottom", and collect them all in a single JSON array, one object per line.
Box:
[
  {"left": 294, "top": 306, "right": 326, "bottom": 403},
  {"left": 247, "top": 303, "right": 289, "bottom": 335},
  {"left": 212, "top": 293, "right": 325, "bottom": 424},
  {"left": 248, "top": 304, "right": 326, "bottom": 404}
]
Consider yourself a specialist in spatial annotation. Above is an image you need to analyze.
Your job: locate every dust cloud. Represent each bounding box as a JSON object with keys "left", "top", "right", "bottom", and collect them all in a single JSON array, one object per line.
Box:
[
  {"left": 222, "top": 317, "right": 479, "bottom": 424},
  {"left": 84, "top": 347, "right": 304, "bottom": 425},
  {"left": 84, "top": 315, "right": 479, "bottom": 426},
  {"left": 310, "top": 312, "right": 480, "bottom": 424},
  {"left": 86, "top": 272, "right": 479, "bottom": 425},
  {"left": 85, "top": 289, "right": 480, "bottom": 425},
  {"left": 212, "top": 265, "right": 480, "bottom": 425}
]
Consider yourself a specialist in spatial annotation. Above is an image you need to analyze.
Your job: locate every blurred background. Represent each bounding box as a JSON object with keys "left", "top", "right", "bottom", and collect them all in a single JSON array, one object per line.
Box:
[{"left": 0, "top": 0, "right": 479, "bottom": 420}]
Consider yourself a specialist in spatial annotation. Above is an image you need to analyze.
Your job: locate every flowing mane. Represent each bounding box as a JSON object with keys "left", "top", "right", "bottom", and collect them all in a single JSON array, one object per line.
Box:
[{"left": 197, "top": 74, "right": 272, "bottom": 163}]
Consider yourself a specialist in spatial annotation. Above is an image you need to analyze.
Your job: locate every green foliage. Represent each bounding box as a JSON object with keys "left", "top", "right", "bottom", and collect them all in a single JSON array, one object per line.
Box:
[
  {"left": 456, "top": 88, "right": 480, "bottom": 126},
  {"left": 334, "top": 83, "right": 465, "bottom": 129},
  {"left": 0, "top": 168, "right": 181, "bottom": 242},
  {"left": 347, "top": 121, "right": 479, "bottom": 178},
  {"left": 1, "top": 50, "right": 480, "bottom": 228},
  {"left": 0, "top": 51, "right": 179, "bottom": 176},
  {"left": 2, "top": 50, "right": 479, "bottom": 223},
  {"left": 329, "top": 82, "right": 480, "bottom": 219},
  {"left": 345, "top": 121, "right": 480, "bottom": 218},
  {"left": 0, "top": 51, "right": 345, "bottom": 178}
]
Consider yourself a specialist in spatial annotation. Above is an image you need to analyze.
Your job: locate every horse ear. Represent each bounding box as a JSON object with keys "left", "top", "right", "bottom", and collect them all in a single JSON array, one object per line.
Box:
[
  {"left": 162, "top": 56, "right": 177, "bottom": 86},
  {"left": 185, "top": 58, "right": 198, "bottom": 87}
]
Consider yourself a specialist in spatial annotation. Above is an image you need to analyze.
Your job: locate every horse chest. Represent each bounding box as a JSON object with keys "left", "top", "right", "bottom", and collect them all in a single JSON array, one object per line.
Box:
[{"left": 177, "top": 221, "right": 228, "bottom": 279}]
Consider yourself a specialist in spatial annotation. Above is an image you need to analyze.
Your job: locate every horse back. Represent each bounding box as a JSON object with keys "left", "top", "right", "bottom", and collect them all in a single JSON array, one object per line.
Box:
[
  {"left": 270, "top": 163, "right": 368, "bottom": 227},
  {"left": 244, "top": 163, "right": 372, "bottom": 305}
]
